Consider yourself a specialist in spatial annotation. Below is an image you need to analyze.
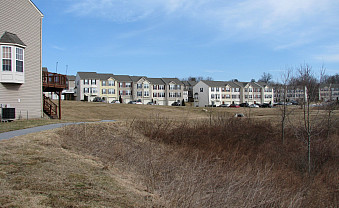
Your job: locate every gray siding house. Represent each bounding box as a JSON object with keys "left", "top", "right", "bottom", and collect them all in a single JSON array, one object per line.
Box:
[{"left": 0, "top": 0, "right": 44, "bottom": 119}]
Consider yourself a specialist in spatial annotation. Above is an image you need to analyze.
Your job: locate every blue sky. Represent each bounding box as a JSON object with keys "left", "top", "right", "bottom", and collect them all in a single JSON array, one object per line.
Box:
[{"left": 33, "top": 0, "right": 339, "bottom": 82}]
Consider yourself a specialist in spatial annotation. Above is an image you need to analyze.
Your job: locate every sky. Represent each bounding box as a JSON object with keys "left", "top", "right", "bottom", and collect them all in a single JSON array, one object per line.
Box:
[{"left": 32, "top": 0, "right": 339, "bottom": 82}]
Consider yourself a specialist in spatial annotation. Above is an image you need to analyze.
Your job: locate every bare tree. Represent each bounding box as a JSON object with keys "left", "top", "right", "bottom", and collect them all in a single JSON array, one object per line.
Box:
[
  {"left": 280, "top": 69, "right": 292, "bottom": 144},
  {"left": 258, "top": 72, "right": 273, "bottom": 83}
]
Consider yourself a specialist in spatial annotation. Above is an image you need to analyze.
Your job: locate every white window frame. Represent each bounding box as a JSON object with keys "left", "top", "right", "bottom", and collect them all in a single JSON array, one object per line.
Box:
[{"left": 0, "top": 45, "right": 25, "bottom": 83}]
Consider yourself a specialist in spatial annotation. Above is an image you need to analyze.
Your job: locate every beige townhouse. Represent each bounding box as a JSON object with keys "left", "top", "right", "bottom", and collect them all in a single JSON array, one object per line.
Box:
[
  {"left": 162, "top": 78, "right": 184, "bottom": 106},
  {"left": 148, "top": 78, "right": 166, "bottom": 105},
  {"left": 98, "top": 73, "right": 118, "bottom": 103},
  {"left": 319, "top": 84, "right": 339, "bottom": 101},
  {"left": 131, "top": 76, "right": 152, "bottom": 104},
  {"left": 0, "top": 0, "right": 44, "bottom": 119}
]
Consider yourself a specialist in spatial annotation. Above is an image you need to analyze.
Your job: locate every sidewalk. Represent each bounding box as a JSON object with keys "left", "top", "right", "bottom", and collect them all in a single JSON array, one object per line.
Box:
[{"left": 0, "top": 120, "right": 115, "bottom": 141}]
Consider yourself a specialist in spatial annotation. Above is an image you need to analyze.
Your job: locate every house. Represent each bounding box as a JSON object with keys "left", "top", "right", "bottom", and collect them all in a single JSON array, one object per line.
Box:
[
  {"left": 63, "top": 75, "right": 76, "bottom": 100},
  {"left": 273, "top": 85, "right": 306, "bottom": 103},
  {"left": 182, "top": 80, "right": 197, "bottom": 102},
  {"left": 193, "top": 80, "right": 274, "bottom": 107},
  {"left": 148, "top": 78, "right": 166, "bottom": 105},
  {"left": 98, "top": 74, "right": 118, "bottom": 103},
  {"left": 75, "top": 72, "right": 100, "bottom": 101},
  {"left": 113, "top": 75, "right": 133, "bottom": 104},
  {"left": 319, "top": 84, "right": 339, "bottom": 101},
  {"left": 131, "top": 76, "right": 152, "bottom": 104},
  {"left": 0, "top": 0, "right": 44, "bottom": 119},
  {"left": 161, "top": 78, "right": 184, "bottom": 106}
]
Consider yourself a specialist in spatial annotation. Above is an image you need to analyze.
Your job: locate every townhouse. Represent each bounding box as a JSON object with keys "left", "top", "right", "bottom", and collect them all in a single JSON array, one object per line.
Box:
[
  {"left": 193, "top": 80, "right": 274, "bottom": 107},
  {"left": 0, "top": 0, "right": 44, "bottom": 119},
  {"left": 75, "top": 72, "right": 184, "bottom": 105},
  {"left": 182, "top": 80, "right": 197, "bottom": 102},
  {"left": 274, "top": 85, "right": 306, "bottom": 103},
  {"left": 319, "top": 84, "right": 339, "bottom": 101}
]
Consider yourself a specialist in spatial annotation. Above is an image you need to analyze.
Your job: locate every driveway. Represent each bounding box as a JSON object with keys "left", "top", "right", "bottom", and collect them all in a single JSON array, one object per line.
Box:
[{"left": 0, "top": 120, "right": 115, "bottom": 141}]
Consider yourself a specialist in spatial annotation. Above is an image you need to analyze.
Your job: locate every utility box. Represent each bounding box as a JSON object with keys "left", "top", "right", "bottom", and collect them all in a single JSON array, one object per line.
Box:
[{"left": 2, "top": 108, "right": 15, "bottom": 120}]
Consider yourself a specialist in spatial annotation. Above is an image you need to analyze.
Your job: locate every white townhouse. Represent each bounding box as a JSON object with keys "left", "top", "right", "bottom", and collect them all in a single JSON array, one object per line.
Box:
[{"left": 75, "top": 72, "right": 100, "bottom": 101}]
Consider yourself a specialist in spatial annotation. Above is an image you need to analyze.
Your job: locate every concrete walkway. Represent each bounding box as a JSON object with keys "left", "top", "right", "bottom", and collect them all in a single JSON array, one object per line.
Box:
[{"left": 0, "top": 120, "right": 115, "bottom": 141}]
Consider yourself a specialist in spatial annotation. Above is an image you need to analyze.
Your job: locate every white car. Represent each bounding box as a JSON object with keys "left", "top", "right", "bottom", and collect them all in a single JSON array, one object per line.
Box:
[{"left": 249, "top": 104, "right": 259, "bottom": 108}]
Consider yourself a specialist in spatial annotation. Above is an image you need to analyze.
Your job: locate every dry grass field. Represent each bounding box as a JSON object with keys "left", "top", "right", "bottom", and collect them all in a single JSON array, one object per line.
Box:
[{"left": 1, "top": 101, "right": 338, "bottom": 207}]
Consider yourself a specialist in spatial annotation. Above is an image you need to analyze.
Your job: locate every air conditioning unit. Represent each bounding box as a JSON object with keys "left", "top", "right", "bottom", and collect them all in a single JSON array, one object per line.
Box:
[{"left": 2, "top": 108, "right": 15, "bottom": 120}]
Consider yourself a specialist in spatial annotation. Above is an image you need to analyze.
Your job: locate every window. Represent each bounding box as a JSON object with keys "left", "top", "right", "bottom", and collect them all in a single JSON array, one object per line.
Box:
[
  {"left": 153, "top": 85, "right": 157, "bottom": 90},
  {"left": 137, "top": 84, "right": 142, "bottom": 89},
  {"left": 91, "top": 79, "right": 96, "bottom": 85},
  {"left": 144, "top": 91, "right": 149, "bottom": 96},
  {"left": 211, "top": 94, "right": 215, "bottom": 99},
  {"left": 200, "top": 88, "right": 203, "bottom": 92},
  {"left": 153, "top": 93, "right": 158, "bottom": 97},
  {"left": 249, "top": 88, "right": 253, "bottom": 92},
  {"left": 2, "top": 46, "right": 12, "bottom": 71},
  {"left": 144, "top": 83, "right": 149, "bottom": 89},
  {"left": 84, "top": 88, "right": 89, "bottom": 93},
  {"left": 125, "top": 82, "right": 131, "bottom": 87},
  {"left": 245, "top": 88, "right": 248, "bottom": 92},
  {"left": 211, "top": 87, "right": 215, "bottom": 92},
  {"left": 226, "top": 87, "right": 230, "bottom": 92},
  {"left": 226, "top": 94, "right": 230, "bottom": 99},
  {"left": 119, "top": 82, "right": 123, "bottom": 87},
  {"left": 109, "top": 80, "right": 115, "bottom": 86},
  {"left": 216, "top": 87, "right": 219, "bottom": 92},
  {"left": 109, "top": 89, "right": 115, "bottom": 94},
  {"left": 126, "top": 90, "right": 131, "bottom": 95},
  {"left": 90, "top": 88, "right": 97, "bottom": 93},
  {"left": 159, "top": 85, "right": 165, "bottom": 90},
  {"left": 102, "top": 89, "right": 107, "bottom": 94},
  {"left": 84, "top": 79, "right": 89, "bottom": 85},
  {"left": 102, "top": 81, "right": 107, "bottom": 86},
  {"left": 170, "top": 85, "right": 175, "bottom": 90},
  {"left": 137, "top": 91, "right": 142, "bottom": 97},
  {"left": 16, "top": 48, "right": 23, "bottom": 72},
  {"left": 177, "top": 85, "right": 181, "bottom": 90}
]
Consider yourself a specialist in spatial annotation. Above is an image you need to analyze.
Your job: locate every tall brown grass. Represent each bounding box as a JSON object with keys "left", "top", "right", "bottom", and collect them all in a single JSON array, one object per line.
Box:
[{"left": 59, "top": 116, "right": 338, "bottom": 207}]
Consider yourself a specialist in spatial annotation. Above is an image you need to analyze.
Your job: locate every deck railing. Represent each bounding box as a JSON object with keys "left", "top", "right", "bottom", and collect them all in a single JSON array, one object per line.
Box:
[{"left": 42, "top": 71, "right": 67, "bottom": 89}]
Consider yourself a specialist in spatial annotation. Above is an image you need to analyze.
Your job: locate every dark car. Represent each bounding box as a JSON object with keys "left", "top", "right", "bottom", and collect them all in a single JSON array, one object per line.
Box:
[
  {"left": 229, "top": 104, "right": 240, "bottom": 108},
  {"left": 261, "top": 103, "right": 272, "bottom": 108},
  {"left": 171, "top": 102, "right": 181, "bottom": 106},
  {"left": 93, "top": 97, "right": 103, "bottom": 102},
  {"left": 239, "top": 103, "right": 249, "bottom": 107}
]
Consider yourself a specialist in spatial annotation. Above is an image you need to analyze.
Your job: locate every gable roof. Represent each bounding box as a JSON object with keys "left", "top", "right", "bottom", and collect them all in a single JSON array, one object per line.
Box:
[
  {"left": 28, "top": 0, "right": 44, "bottom": 17},
  {"left": 161, "top": 78, "right": 183, "bottom": 85},
  {"left": 112, "top": 75, "right": 132, "bottom": 82},
  {"left": 77, "top": 72, "right": 99, "bottom": 79},
  {"left": 0, "top": 32, "right": 26, "bottom": 47},
  {"left": 148, "top": 78, "right": 166, "bottom": 85},
  {"left": 96, "top": 73, "right": 114, "bottom": 80},
  {"left": 202, "top": 80, "right": 228, "bottom": 87},
  {"left": 67, "top": 75, "right": 76, "bottom": 81}
]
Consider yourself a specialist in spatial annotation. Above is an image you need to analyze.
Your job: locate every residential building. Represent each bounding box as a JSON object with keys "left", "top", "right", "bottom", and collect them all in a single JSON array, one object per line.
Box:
[
  {"left": 97, "top": 73, "right": 118, "bottom": 103},
  {"left": 0, "top": 0, "right": 44, "bottom": 119},
  {"left": 63, "top": 75, "right": 76, "bottom": 100},
  {"left": 319, "top": 84, "right": 339, "bottom": 101},
  {"left": 182, "top": 80, "right": 197, "bottom": 102},
  {"left": 131, "top": 76, "right": 152, "bottom": 104},
  {"left": 113, "top": 75, "right": 133, "bottom": 104},
  {"left": 75, "top": 72, "right": 100, "bottom": 101},
  {"left": 193, "top": 80, "right": 274, "bottom": 107},
  {"left": 162, "top": 78, "right": 184, "bottom": 106},
  {"left": 148, "top": 78, "right": 167, "bottom": 105},
  {"left": 274, "top": 85, "right": 306, "bottom": 103}
]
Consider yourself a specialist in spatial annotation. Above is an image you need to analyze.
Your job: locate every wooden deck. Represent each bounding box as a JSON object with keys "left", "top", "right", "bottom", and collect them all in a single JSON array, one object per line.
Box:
[{"left": 42, "top": 71, "right": 67, "bottom": 91}]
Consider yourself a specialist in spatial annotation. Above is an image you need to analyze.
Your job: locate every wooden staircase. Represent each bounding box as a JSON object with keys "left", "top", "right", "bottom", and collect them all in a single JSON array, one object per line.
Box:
[{"left": 43, "top": 95, "right": 58, "bottom": 119}]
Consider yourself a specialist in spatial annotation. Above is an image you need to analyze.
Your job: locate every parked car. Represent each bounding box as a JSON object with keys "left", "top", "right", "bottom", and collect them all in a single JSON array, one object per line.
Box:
[
  {"left": 261, "top": 103, "right": 272, "bottom": 108},
  {"left": 111, "top": 100, "right": 120, "bottom": 104},
  {"left": 249, "top": 104, "right": 259, "bottom": 108},
  {"left": 291, "top": 100, "right": 299, "bottom": 105},
  {"left": 171, "top": 102, "right": 181, "bottom": 106},
  {"left": 128, "top": 101, "right": 137, "bottom": 104},
  {"left": 218, "top": 104, "right": 229, "bottom": 107},
  {"left": 147, "top": 102, "right": 155, "bottom": 105},
  {"left": 229, "top": 104, "right": 240, "bottom": 108},
  {"left": 93, "top": 97, "right": 104, "bottom": 102},
  {"left": 239, "top": 103, "right": 249, "bottom": 107}
]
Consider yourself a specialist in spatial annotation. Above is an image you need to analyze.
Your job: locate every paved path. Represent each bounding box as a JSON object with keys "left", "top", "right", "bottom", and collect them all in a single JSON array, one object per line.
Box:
[{"left": 0, "top": 120, "right": 115, "bottom": 141}]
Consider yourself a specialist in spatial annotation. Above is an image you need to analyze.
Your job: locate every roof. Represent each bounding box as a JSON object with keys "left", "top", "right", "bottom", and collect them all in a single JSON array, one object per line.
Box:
[
  {"left": 96, "top": 73, "right": 114, "bottom": 80},
  {"left": 0, "top": 32, "right": 26, "bottom": 47},
  {"left": 161, "top": 78, "right": 183, "bottom": 85},
  {"left": 202, "top": 80, "right": 228, "bottom": 87},
  {"left": 77, "top": 72, "right": 99, "bottom": 79},
  {"left": 29, "top": 0, "right": 44, "bottom": 17},
  {"left": 112, "top": 75, "right": 132, "bottom": 82},
  {"left": 147, "top": 78, "right": 165, "bottom": 85},
  {"left": 67, "top": 75, "right": 76, "bottom": 81},
  {"left": 130, "top": 76, "right": 146, "bottom": 82},
  {"left": 182, "top": 80, "right": 197, "bottom": 86}
]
